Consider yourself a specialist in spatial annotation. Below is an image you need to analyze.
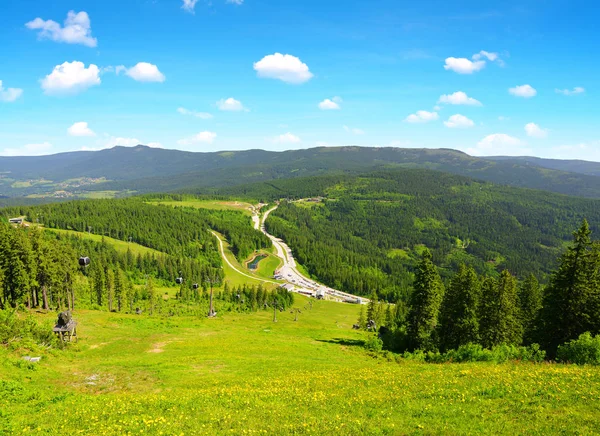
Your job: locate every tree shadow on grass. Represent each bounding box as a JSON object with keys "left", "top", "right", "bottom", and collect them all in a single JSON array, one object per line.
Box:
[{"left": 316, "top": 338, "right": 365, "bottom": 347}]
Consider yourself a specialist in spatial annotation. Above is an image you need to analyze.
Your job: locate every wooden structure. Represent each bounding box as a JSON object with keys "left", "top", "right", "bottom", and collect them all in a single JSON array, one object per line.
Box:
[{"left": 53, "top": 320, "right": 77, "bottom": 342}]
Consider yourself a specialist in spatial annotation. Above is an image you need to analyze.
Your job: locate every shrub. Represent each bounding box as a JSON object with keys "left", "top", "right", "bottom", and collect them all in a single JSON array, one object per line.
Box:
[
  {"left": 397, "top": 343, "right": 545, "bottom": 364},
  {"left": 364, "top": 335, "right": 383, "bottom": 352},
  {"left": 0, "top": 309, "right": 59, "bottom": 350},
  {"left": 557, "top": 332, "right": 600, "bottom": 365}
]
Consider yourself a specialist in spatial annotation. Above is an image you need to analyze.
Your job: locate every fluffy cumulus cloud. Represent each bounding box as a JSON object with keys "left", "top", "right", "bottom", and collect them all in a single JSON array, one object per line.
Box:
[
  {"left": 404, "top": 110, "right": 439, "bottom": 123},
  {"left": 117, "top": 63, "right": 165, "bottom": 82},
  {"left": 67, "top": 121, "right": 95, "bottom": 137},
  {"left": 181, "top": 0, "right": 199, "bottom": 13},
  {"left": 343, "top": 125, "right": 365, "bottom": 135},
  {"left": 0, "top": 80, "right": 23, "bottom": 102},
  {"left": 216, "top": 98, "right": 246, "bottom": 111},
  {"left": 1, "top": 142, "right": 53, "bottom": 157},
  {"left": 555, "top": 87, "right": 585, "bottom": 96},
  {"left": 550, "top": 141, "right": 600, "bottom": 161},
  {"left": 444, "top": 57, "right": 485, "bottom": 74},
  {"left": 318, "top": 97, "right": 342, "bottom": 110},
  {"left": 444, "top": 50, "right": 503, "bottom": 74},
  {"left": 525, "top": 122, "right": 548, "bottom": 138},
  {"left": 41, "top": 61, "right": 101, "bottom": 95},
  {"left": 254, "top": 53, "right": 313, "bottom": 84},
  {"left": 177, "top": 131, "right": 217, "bottom": 145},
  {"left": 274, "top": 133, "right": 301, "bottom": 144},
  {"left": 177, "top": 107, "right": 213, "bottom": 119},
  {"left": 26, "top": 11, "right": 97, "bottom": 47},
  {"left": 438, "top": 91, "right": 482, "bottom": 106},
  {"left": 444, "top": 114, "right": 475, "bottom": 129},
  {"left": 509, "top": 84, "right": 537, "bottom": 98},
  {"left": 466, "top": 133, "right": 530, "bottom": 157}
]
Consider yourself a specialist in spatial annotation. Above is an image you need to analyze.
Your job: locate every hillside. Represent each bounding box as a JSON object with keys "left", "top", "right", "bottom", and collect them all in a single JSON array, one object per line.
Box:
[
  {"left": 4, "top": 145, "right": 600, "bottom": 199},
  {"left": 247, "top": 169, "right": 600, "bottom": 301}
]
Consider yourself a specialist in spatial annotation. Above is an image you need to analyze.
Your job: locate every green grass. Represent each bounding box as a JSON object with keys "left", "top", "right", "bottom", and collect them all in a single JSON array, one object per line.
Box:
[
  {"left": 2, "top": 298, "right": 600, "bottom": 434},
  {"left": 212, "top": 231, "right": 281, "bottom": 290},
  {"left": 151, "top": 199, "right": 255, "bottom": 216},
  {"left": 45, "top": 228, "right": 161, "bottom": 257},
  {"left": 256, "top": 253, "right": 282, "bottom": 278}
]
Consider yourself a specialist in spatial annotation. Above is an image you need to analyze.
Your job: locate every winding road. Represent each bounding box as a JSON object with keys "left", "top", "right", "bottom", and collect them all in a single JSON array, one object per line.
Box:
[{"left": 213, "top": 203, "right": 366, "bottom": 304}]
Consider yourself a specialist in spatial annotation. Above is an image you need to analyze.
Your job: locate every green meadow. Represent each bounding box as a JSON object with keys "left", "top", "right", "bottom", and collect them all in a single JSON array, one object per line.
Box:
[{"left": 2, "top": 296, "right": 600, "bottom": 435}]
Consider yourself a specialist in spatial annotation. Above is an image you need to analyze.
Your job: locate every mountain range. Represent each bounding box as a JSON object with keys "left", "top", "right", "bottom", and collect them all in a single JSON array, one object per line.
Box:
[{"left": 3, "top": 145, "right": 600, "bottom": 199}]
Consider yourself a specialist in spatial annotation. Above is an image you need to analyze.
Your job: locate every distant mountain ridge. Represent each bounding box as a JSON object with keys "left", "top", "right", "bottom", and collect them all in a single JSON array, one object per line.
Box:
[{"left": 3, "top": 145, "right": 600, "bottom": 199}]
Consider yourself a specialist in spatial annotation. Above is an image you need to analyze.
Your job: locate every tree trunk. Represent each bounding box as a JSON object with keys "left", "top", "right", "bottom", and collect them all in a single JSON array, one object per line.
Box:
[
  {"left": 32, "top": 288, "right": 38, "bottom": 308},
  {"left": 42, "top": 285, "right": 49, "bottom": 310}
]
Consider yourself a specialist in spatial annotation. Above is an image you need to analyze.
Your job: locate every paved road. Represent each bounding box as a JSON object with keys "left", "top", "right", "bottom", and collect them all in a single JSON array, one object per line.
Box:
[{"left": 260, "top": 205, "right": 367, "bottom": 304}]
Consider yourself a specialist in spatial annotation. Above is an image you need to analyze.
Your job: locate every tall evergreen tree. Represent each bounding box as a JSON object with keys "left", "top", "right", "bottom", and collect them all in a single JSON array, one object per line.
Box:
[
  {"left": 407, "top": 249, "right": 445, "bottom": 351},
  {"left": 518, "top": 273, "right": 542, "bottom": 344},
  {"left": 479, "top": 270, "right": 522, "bottom": 348},
  {"left": 539, "top": 220, "right": 600, "bottom": 356},
  {"left": 366, "top": 291, "right": 378, "bottom": 323},
  {"left": 439, "top": 264, "right": 481, "bottom": 351}
]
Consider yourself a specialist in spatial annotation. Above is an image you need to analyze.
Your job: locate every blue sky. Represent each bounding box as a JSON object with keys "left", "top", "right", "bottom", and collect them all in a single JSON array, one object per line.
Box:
[{"left": 0, "top": 0, "right": 597, "bottom": 159}]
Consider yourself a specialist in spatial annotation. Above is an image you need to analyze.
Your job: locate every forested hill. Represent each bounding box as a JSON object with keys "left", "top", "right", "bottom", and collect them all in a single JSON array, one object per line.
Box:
[
  {"left": 487, "top": 156, "right": 600, "bottom": 176},
  {"left": 4, "top": 145, "right": 600, "bottom": 199},
  {"left": 252, "top": 169, "right": 600, "bottom": 302}
]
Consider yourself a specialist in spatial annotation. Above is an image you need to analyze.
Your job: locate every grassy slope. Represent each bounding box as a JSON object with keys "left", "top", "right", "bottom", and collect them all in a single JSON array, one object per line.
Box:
[
  {"left": 45, "top": 228, "right": 161, "bottom": 257},
  {"left": 150, "top": 199, "right": 254, "bottom": 216},
  {"left": 2, "top": 298, "right": 600, "bottom": 434}
]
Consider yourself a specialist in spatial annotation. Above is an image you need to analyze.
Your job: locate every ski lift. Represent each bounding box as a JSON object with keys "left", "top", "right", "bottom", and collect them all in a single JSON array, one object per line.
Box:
[
  {"left": 193, "top": 283, "right": 199, "bottom": 290},
  {"left": 78, "top": 257, "right": 91, "bottom": 267},
  {"left": 176, "top": 277, "right": 184, "bottom": 285}
]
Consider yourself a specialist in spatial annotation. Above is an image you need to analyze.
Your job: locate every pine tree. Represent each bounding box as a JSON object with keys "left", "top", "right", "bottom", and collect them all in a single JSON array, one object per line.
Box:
[
  {"left": 106, "top": 269, "right": 115, "bottom": 312},
  {"left": 407, "top": 249, "right": 445, "bottom": 351},
  {"left": 439, "top": 264, "right": 481, "bottom": 351},
  {"left": 366, "top": 291, "right": 378, "bottom": 323},
  {"left": 518, "top": 273, "right": 542, "bottom": 344},
  {"left": 147, "top": 276, "right": 156, "bottom": 315},
  {"left": 539, "top": 220, "right": 600, "bottom": 356},
  {"left": 479, "top": 270, "right": 522, "bottom": 348},
  {"left": 358, "top": 305, "right": 366, "bottom": 329},
  {"left": 385, "top": 304, "right": 394, "bottom": 328}
]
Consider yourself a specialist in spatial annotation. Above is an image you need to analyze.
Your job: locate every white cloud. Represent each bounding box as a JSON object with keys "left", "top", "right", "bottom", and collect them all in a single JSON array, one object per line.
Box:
[
  {"left": 466, "top": 133, "right": 530, "bottom": 156},
  {"left": 438, "top": 91, "right": 482, "bottom": 106},
  {"left": 433, "top": 105, "right": 442, "bottom": 111},
  {"left": 216, "top": 98, "right": 246, "bottom": 111},
  {"left": 1, "top": 142, "right": 53, "bottom": 157},
  {"left": 105, "top": 137, "right": 142, "bottom": 148},
  {"left": 119, "top": 62, "right": 165, "bottom": 82},
  {"left": 177, "top": 107, "right": 213, "bottom": 119},
  {"left": 182, "top": 0, "right": 199, "bottom": 13},
  {"left": 555, "top": 87, "right": 585, "bottom": 96},
  {"left": 444, "top": 57, "right": 486, "bottom": 74},
  {"left": 274, "top": 133, "right": 301, "bottom": 144},
  {"left": 41, "top": 61, "right": 101, "bottom": 95},
  {"left": 254, "top": 53, "right": 313, "bottom": 84},
  {"left": 472, "top": 50, "right": 498, "bottom": 62},
  {"left": 498, "top": 116, "right": 509, "bottom": 121},
  {"left": 177, "top": 131, "right": 217, "bottom": 145},
  {"left": 525, "top": 122, "right": 548, "bottom": 138},
  {"left": 343, "top": 125, "right": 365, "bottom": 135},
  {"left": 26, "top": 11, "right": 97, "bottom": 47},
  {"left": 318, "top": 98, "right": 341, "bottom": 110},
  {"left": 444, "top": 114, "right": 475, "bottom": 128},
  {"left": 509, "top": 84, "right": 537, "bottom": 98},
  {"left": 404, "top": 110, "right": 439, "bottom": 123},
  {"left": 68, "top": 121, "right": 95, "bottom": 137},
  {"left": 227, "top": 0, "right": 244, "bottom": 4},
  {"left": 0, "top": 80, "right": 23, "bottom": 102}
]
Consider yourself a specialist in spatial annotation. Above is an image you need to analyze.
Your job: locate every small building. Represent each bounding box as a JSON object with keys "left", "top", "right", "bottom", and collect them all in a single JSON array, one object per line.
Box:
[{"left": 9, "top": 218, "right": 23, "bottom": 225}]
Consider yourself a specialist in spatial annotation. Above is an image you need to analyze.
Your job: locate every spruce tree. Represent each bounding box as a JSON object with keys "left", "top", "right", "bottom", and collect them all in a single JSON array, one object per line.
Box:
[
  {"left": 479, "top": 270, "right": 522, "bottom": 348},
  {"left": 407, "top": 249, "right": 445, "bottom": 351},
  {"left": 518, "top": 273, "right": 542, "bottom": 344},
  {"left": 366, "top": 291, "right": 378, "bottom": 323},
  {"left": 358, "top": 305, "right": 366, "bottom": 329},
  {"left": 539, "top": 220, "right": 600, "bottom": 356},
  {"left": 439, "top": 264, "right": 481, "bottom": 351}
]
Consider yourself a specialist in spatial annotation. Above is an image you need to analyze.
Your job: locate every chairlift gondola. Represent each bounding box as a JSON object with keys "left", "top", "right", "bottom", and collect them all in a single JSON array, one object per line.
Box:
[
  {"left": 193, "top": 283, "right": 199, "bottom": 290},
  {"left": 176, "top": 277, "right": 184, "bottom": 285},
  {"left": 78, "top": 257, "right": 91, "bottom": 267}
]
